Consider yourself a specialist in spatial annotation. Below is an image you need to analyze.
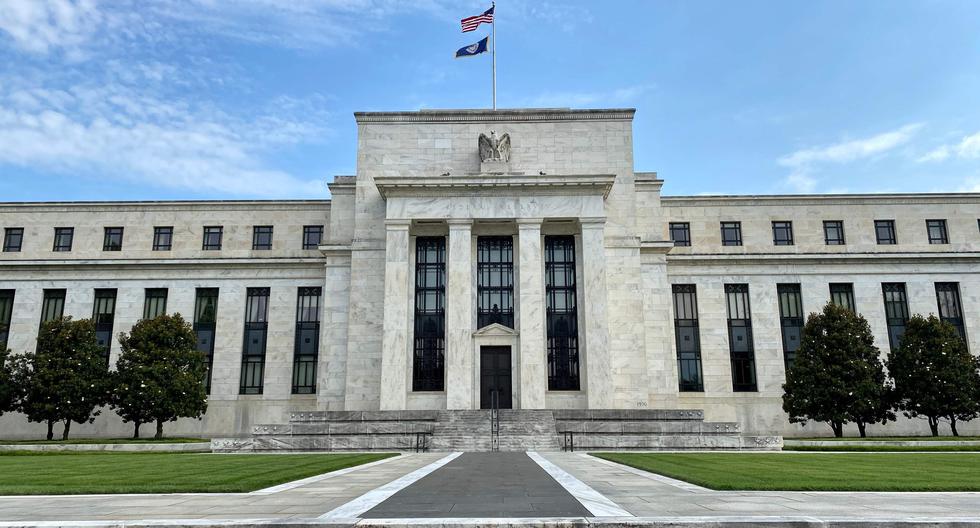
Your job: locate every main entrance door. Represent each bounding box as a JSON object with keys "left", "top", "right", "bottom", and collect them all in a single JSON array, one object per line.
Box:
[{"left": 480, "top": 346, "right": 513, "bottom": 409}]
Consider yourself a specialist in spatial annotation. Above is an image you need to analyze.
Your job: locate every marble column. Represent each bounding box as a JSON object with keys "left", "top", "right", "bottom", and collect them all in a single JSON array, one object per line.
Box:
[
  {"left": 446, "top": 219, "right": 474, "bottom": 409},
  {"left": 517, "top": 218, "right": 546, "bottom": 409},
  {"left": 379, "top": 220, "right": 411, "bottom": 410},
  {"left": 581, "top": 217, "right": 613, "bottom": 408}
]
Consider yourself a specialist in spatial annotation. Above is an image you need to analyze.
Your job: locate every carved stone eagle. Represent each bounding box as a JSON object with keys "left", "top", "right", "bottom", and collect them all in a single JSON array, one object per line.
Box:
[{"left": 478, "top": 130, "right": 511, "bottom": 162}]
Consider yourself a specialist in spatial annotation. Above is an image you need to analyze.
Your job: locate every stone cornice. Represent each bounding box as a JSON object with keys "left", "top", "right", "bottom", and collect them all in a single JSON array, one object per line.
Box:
[
  {"left": 0, "top": 257, "right": 325, "bottom": 271},
  {"left": 374, "top": 173, "right": 616, "bottom": 199},
  {"left": 0, "top": 200, "right": 330, "bottom": 213},
  {"left": 662, "top": 193, "right": 980, "bottom": 207},
  {"left": 664, "top": 251, "right": 980, "bottom": 265},
  {"left": 354, "top": 108, "right": 635, "bottom": 124}
]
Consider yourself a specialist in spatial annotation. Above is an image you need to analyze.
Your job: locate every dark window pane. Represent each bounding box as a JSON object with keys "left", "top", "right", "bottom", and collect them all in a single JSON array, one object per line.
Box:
[
  {"left": 293, "top": 286, "right": 321, "bottom": 394},
  {"left": 927, "top": 219, "right": 949, "bottom": 244},
  {"left": 829, "top": 283, "right": 855, "bottom": 312},
  {"left": 252, "top": 226, "right": 273, "bottom": 250},
  {"left": 546, "top": 235, "right": 579, "bottom": 391},
  {"left": 3, "top": 228, "right": 23, "bottom": 252},
  {"left": 92, "top": 288, "right": 116, "bottom": 365},
  {"left": 721, "top": 222, "right": 742, "bottom": 246},
  {"left": 669, "top": 222, "right": 691, "bottom": 246},
  {"left": 477, "top": 236, "right": 514, "bottom": 329},
  {"left": 103, "top": 227, "right": 123, "bottom": 251},
  {"left": 823, "top": 221, "right": 845, "bottom": 245},
  {"left": 413, "top": 237, "right": 445, "bottom": 391},
  {"left": 240, "top": 287, "right": 270, "bottom": 394},
  {"left": 725, "top": 284, "right": 756, "bottom": 391},
  {"left": 777, "top": 284, "right": 804, "bottom": 371},
  {"left": 882, "top": 283, "right": 909, "bottom": 350},
  {"left": 153, "top": 226, "right": 173, "bottom": 251},
  {"left": 672, "top": 284, "right": 703, "bottom": 392},
  {"left": 303, "top": 225, "right": 323, "bottom": 250},
  {"left": 143, "top": 288, "right": 168, "bottom": 319},
  {"left": 936, "top": 282, "right": 967, "bottom": 347},
  {"left": 203, "top": 226, "right": 223, "bottom": 250},
  {"left": 0, "top": 290, "right": 14, "bottom": 350},
  {"left": 194, "top": 288, "right": 219, "bottom": 393},
  {"left": 40, "top": 289, "right": 66, "bottom": 323},
  {"left": 772, "top": 221, "right": 793, "bottom": 246},
  {"left": 875, "top": 220, "right": 896, "bottom": 245},
  {"left": 53, "top": 227, "right": 73, "bottom": 252}
]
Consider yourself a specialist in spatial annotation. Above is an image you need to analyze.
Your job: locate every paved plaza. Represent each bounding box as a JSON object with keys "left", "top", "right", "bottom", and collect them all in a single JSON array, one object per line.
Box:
[{"left": 2, "top": 452, "right": 980, "bottom": 527}]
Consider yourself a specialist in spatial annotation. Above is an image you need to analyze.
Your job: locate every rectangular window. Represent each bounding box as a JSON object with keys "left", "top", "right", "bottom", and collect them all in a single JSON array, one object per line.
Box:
[
  {"left": 413, "top": 237, "right": 446, "bottom": 391},
  {"left": 927, "top": 219, "right": 949, "bottom": 244},
  {"left": 252, "top": 226, "right": 273, "bottom": 250},
  {"left": 202, "top": 226, "right": 223, "bottom": 250},
  {"left": 875, "top": 220, "right": 896, "bottom": 245},
  {"left": 292, "top": 287, "right": 321, "bottom": 394},
  {"left": 725, "top": 284, "right": 757, "bottom": 392},
  {"left": 772, "top": 221, "right": 794, "bottom": 246},
  {"left": 40, "top": 289, "right": 66, "bottom": 324},
  {"left": 143, "top": 288, "right": 168, "bottom": 319},
  {"left": 882, "top": 283, "right": 909, "bottom": 351},
  {"left": 103, "top": 227, "right": 123, "bottom": 251},
  {"left": 302, "top": 225, "right": 323, "bottom": 250},
  {"left": 240, "top": 287, "right": 270, "bottom": 394},
  {"left": 823, "top": 221, "right": 845, "bottom": 245},
  {"left": 777, "top": 284, "right": 804, "bottom": 371},
  {"left": 936, "top": 282, "right": 966, "bottom": 345},
  {"left": 669, "top": 222, "right": 691, "bottom": 247},
  {"left": 720, "top": 222, "right": 742, "bottom": 246},
  {"left": 194, "top": 288, "right": 219, "bottom": 393},
  {"left": 53, "top": 227, "right": 73, "bottom": 252},
  {"left": 829, "top": 283, "right": 855, "bottom": 312},
  {"left": 3, "top": 228, "right": 23, "bottom": 252},
  {"left": 546, "top": 235, "right": 580, "bottom": 391},
  {"left": 672, "top": 284, "right": 703, "bottom": 392},
  {"left": 0, "top": 290, "right": 13, "bottom": 350},
  {"left": 477, "top": 236, "right": 515, "bottom": 329},
  {"left": 92, "top": 289, "right": 116, "bottom": 365},
  {"left": 153, "top": 226, "right": 173, "bottom": 251}
]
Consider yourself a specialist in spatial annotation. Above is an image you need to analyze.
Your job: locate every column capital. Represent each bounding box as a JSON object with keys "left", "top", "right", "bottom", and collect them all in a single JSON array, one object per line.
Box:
[
  {"left": 516, "top": 217, "right": 544, "bottom": 228},
  {"left": 579, "top": 217, "right": 607, "bottom": 228},
  {"left": 384, "top": 219, "right": 412, "bottom": 230},
  {"left": 447, "top": 218, "right": 474, "bottom": 228}
]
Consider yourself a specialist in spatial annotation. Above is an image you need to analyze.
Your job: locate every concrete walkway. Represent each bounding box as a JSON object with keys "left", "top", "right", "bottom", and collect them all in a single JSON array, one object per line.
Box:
[{"left": 2, "top": 451, "right": 980, "bottom": 526}]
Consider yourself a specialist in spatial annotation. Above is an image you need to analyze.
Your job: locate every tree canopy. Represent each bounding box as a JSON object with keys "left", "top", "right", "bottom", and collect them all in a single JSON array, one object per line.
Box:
[
  {"left": 783, "top": 302, "right": 894, "bottom": 437},
  {"left": 888, "top": 314, "right": 980, "bottom": 436},
  {"left": 112, "top": 314, "right": 208, "bottom": 439}
]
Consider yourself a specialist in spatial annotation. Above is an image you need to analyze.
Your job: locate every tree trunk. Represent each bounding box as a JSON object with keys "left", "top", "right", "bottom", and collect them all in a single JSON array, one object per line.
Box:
[
  {"left": 928, "top": 416, "right": 940, "bottom": 436},
  {"left": 46, "top": 419, "right": 54, "bottom": 441},
  {"left": 950, "top": 418, "right": 959, "bottom": 437},
  {"left": 830, "top": 421, "right": 843, "bottom": 437},
  {"left": 62, "top": 420, "right": 71, "bottom": 441},
  {"left": 857, "top": 422, "right": 867, "bottom": 438},
  {"left": 155, "top": 419, "right": 164, "bottom": 439},
  {"left": 133, "top": 422, "right": 141, "bottom": 439}
]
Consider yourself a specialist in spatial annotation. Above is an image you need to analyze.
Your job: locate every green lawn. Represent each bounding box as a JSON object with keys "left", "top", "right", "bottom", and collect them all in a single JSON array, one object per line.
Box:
[
  {"left": 0, "top": 437, "right": 208, "bottom": 445},
  {"left": 0, "top": 452, "right": 397, "bottom": 495},
  {"left": 593, "top": 452, "right": 980, "bottom": 491},
  {"left": 785, "top": 444, "right": 980, "bottom": 452}
]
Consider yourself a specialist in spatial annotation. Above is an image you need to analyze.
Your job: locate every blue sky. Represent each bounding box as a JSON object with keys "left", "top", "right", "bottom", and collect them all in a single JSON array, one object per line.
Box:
[{"left": 0, "top": 0, "right": 978, "bottom": 201}]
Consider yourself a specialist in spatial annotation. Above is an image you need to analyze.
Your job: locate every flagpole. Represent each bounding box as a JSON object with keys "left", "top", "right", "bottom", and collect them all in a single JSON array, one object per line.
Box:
[{"left": 491, "top": 2, "right": 496, "bottom": 110}]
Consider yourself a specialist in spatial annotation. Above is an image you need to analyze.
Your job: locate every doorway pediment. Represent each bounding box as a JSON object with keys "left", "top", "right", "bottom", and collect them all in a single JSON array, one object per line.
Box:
[{"left": 473, "top": 323, "right": 519, "bottom": 337}]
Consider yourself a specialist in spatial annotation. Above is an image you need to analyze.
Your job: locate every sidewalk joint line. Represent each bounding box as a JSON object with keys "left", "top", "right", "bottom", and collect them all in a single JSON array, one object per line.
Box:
[
  {"left": 251, "top": 453, "right": 405, "bottom": 494},
  {"left": 527, "top": 451, "right": 633, "bottom": 518},
  {"left": 318, "top": 451, "right": 463, "bottom": 520},
  {"left": 580, "top": 453, "right": 709, "bottom": 493}
]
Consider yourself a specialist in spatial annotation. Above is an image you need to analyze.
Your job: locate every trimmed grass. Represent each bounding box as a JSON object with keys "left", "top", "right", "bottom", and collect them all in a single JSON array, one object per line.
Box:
[
  {"left": 0, "top": 452, "right": 397, "bottom": 495},
  {"left": 0, "top": 437, "right": 208, "bottom": 445},
  {"left": 794, "top": 436, "right": 980, "bottom": 442},
  {"left": 593, "top": 452, "right": 980, "bottom": 491},
  {"left": 785, "top": 444, "right": 980, "bottom": 452}
]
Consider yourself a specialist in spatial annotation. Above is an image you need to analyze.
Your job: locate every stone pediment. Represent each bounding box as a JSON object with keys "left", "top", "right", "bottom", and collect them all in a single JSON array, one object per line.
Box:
[
  {"left": 472, "top": 323, "right": 519, "bottom": 337},
  {"left": 374, "top": 173, "right": 615, "bottom": 200}
]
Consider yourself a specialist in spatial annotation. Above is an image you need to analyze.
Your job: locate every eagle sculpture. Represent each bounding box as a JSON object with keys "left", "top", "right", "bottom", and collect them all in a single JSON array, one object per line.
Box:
[{"left": 478, "top": 130, "right": 511, "bottom": 162}]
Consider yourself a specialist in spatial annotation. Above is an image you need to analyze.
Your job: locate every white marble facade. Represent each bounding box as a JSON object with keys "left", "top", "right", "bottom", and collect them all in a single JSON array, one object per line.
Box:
[{"left": 1, "top": 108, "right": 979, "bottom": 438}]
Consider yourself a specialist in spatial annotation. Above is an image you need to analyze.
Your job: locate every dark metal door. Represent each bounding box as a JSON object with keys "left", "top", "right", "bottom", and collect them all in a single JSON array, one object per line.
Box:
[{"left": 480, "top": 346, "right": 513, "bottom": 409}]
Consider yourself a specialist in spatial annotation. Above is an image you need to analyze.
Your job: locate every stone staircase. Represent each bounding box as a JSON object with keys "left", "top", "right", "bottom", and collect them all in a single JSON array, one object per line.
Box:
[{"left": 212, "top": 408, "right": 781, "bottom": 452}]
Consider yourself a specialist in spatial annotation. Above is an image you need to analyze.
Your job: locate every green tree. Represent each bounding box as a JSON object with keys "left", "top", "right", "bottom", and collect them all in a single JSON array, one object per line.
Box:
[
  {"left": 783, "top": 303, "right": 894, "bottom": 437},
  {"left": 111, "top": 314, "right": 207, "bottom": 439},
  {"left": 15, "top": 318, "right": 108, "bottom": 440},
  {"left": 888, "top": 315, "right": 980, "bottom": 436},
  {"left": 0, "top": 349, "right": 19, "bottom": 417}
]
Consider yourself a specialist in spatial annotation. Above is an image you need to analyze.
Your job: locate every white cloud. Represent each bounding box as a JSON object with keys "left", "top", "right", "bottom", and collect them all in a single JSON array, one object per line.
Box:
[
  {"left": 916, "top": 131, "right": 980, "bottom": 163},
  {"left": 778, "top": 124, "right": 922, "bottom": 168},
  {"left": 525, "top": 84, "right": 654, "bottom": 108},
  {"left": 777, "top": 124, "right": 922, "bottom": 193},
  {"left": 0, "top": 81, "right": 330, "bottom": 198},
  {"left": 0, "top": 0, "right": 103, "bottom": 56}
]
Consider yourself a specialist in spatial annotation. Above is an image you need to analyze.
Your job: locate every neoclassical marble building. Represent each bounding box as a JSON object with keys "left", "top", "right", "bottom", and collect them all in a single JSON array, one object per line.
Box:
[{"left": 1, "top": 108, "right": 979, "bottom": 438}]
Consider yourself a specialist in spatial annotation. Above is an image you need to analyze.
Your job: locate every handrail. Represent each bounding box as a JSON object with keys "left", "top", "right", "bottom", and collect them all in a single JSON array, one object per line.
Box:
[
  {"left": 490, "top": 390, "right": 500, "bottom": 452},
  {"left": 563, "top": 431, "right": 574, "bottom": 452}
]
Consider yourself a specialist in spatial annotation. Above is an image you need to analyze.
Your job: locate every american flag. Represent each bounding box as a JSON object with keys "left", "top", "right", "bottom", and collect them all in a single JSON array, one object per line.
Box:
[{"left": 461, "top": 5, "right": 494, "bottom": 32}]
